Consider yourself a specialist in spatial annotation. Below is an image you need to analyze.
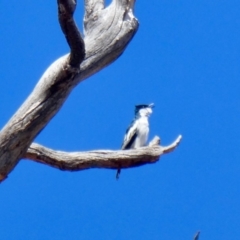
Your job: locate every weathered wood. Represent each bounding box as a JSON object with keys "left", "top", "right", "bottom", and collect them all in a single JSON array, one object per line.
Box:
[
  {"left": 58, "top": 0, "right": 85, "bottom": 67},
  {"left": 0, "top": 0, "right": 138, "bottom": 181},
  {"left": 25, "top": 136, "right": 182, "bottom": 171}
]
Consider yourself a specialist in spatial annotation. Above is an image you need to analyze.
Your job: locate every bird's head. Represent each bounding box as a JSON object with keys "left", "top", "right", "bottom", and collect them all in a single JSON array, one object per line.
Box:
[{"left": 135, "top": 103, "right": 154, "bottom": 117}]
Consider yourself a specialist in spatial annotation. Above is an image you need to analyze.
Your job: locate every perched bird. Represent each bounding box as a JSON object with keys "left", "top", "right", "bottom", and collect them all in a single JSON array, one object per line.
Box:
[
  {"left": 116, "top": 103, "right": 154, "bottom": 179},
  {"left": 121, "top": 103, "right": 154, "bottom": 150}
]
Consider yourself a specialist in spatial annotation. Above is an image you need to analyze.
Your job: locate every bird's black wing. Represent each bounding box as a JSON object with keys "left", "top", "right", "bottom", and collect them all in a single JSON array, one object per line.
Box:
[{"left": 121, "top": 120, "right": 138, "bottom": 150}]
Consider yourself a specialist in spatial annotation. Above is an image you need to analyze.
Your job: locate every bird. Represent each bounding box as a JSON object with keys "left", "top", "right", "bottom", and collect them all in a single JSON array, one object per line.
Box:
[{"left": 116, "top": 103, "right": 154, "bottom": 179}]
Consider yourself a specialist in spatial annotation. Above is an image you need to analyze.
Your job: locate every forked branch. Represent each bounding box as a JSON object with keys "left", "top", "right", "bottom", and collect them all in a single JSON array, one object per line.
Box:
[
  {"left": 24, "top": 135, "right": 182, "bottom": 171},
  {"left": 0, "top": 0, "right": 85, "bottom": 181},
  {"left": 0, "top": 0, "right": 138, "bottom": 181}
]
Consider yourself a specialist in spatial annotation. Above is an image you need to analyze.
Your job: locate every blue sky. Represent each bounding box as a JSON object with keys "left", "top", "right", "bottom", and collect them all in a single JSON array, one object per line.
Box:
[{"left": 1, "top": 0, "right": 240, "bottom": 239}]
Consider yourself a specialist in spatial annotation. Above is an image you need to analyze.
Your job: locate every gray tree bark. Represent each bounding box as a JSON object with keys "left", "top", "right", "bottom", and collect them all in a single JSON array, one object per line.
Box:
[
  {"left": 0, "top": 0, "right": 181, "bottom": 182},
  {"left": 25, "top": 136, "right": 182, "bottom": 172}
]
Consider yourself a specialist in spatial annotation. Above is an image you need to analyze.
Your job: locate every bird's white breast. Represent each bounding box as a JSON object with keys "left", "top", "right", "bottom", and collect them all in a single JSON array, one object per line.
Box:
[{"left": 133, "top": 116, "right": 149, "bottom": 148}]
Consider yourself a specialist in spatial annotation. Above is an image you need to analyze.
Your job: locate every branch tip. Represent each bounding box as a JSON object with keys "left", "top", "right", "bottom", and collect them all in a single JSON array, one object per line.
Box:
[
  {"left": 149, "top": 136, "right": 161, "bottom": 146},
  {"left": 193, "top": 231, "right": 200, "bottom": 240},
  {"left": 162, "top": 135, "right": 182, "bottom": 154}
]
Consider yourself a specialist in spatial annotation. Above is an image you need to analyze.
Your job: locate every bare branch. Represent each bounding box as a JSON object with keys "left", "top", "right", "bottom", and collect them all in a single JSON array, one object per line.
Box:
[
  {"left": 57, "top": 0, "right": 85, "bottom": 67},
  {"left": 193, "top": 231, "right": 200, "bottom": 240},
  {"left": 162, "top": 135, "right": 182, "bottom": 153},
  {"left": 81, "top": 0, "right": 138, "bottom": 79},
  {"left": 0, "top": 0, "right": 138, "bottom": 181},
  {"left": 0, "top": 59, "right": 79, "bottom": 181},
  {"left": 24, "top": 136, "right": 182, "bottom": 172}
]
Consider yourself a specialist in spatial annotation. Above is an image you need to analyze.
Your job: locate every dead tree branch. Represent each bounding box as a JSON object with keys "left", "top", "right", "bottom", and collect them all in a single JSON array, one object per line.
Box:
[
  {"left": 58, "top": 0, "right": 85, "bottom": 67},
  {"left": 25, "top": 135, "right": 182, "bottom": 171},
  {"left": 0, "top": 0, "right": 138, "bottom": 181},
  {"left": 193, "top": 231, "right": 200, "bottom": 240}
]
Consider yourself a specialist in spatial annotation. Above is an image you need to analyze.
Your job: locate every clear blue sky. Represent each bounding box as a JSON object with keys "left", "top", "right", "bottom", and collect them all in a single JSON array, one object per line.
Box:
[{"left": 1, "top": 1, "right": 240, "bottom": 239}]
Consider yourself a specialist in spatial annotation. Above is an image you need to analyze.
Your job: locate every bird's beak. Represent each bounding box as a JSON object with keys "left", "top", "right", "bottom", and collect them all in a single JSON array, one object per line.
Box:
[{"left": 149, "top": 103, "right": 154, "bottom": 108}]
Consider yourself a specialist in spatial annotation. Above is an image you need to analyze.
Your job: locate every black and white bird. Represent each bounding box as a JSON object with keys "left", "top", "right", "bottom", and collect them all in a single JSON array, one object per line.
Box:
[
  {"left": 121, "top": 103, "right": 154, "bottom": 150},
  {"left": 116, "top": 103, "right": 154, "bottom": 179}
]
